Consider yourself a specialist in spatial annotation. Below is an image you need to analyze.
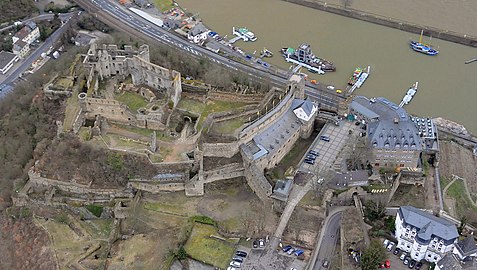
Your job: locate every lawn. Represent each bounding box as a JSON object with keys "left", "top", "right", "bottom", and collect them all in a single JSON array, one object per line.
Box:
[
  {"left": 113, "top": 123, "right": 173, "bottom": 142},
  {"left": 184, "top": 223, "right": 235, "bottom": 269},
  {"left": 153, "top": 0, "right": 174, "bottom": 12},
  {"left": 144, "top": 201, "right": 186, "bottom": 215},
  {"left": 115, "top": 91, "right": 148, "bottom": 112},
  {"left": 210, "top": 116, "right": 246, "bottom": 135},
  {"left": 178, "top": 98, "right": 248, "bottom": 131},
  {"left": 389, "top": 184, "right": 426, "bottom": 208},
  {"left": 446, "top": 179, "right": 477, "bottom": 219}
]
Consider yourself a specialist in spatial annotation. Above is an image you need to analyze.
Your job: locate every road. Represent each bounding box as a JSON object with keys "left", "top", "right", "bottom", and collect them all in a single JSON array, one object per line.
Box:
[
  {"left": 1, "top": 13, "right": 77, "bottom": 86},
  {"left": 0, "top": 13, "right": 75, "bottom": 33},
  {"left": 73, "top": 0, "right": 343, "bottom": 111}
]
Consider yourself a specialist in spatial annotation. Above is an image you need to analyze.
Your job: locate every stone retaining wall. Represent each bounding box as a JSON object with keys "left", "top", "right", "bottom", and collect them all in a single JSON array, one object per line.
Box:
[{"left": 282, "top": 0, "right": 477, "bottom": 47}]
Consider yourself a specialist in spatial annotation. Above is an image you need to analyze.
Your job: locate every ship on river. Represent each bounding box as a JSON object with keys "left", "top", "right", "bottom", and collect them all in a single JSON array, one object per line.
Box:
[{"left": 281, "top": 43, "right": 335, "bottom": 73}]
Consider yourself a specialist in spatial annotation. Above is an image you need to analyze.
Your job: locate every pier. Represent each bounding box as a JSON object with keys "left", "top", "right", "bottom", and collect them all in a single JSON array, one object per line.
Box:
[
  {"left": 228, "top": 36, "right": 242, "bottom": 44},
  {"left": 399, "top": 82, "right": 418, "bottom": 107},
  {"left": 285, "top": 56, "right": 324, "bottom": 74}
]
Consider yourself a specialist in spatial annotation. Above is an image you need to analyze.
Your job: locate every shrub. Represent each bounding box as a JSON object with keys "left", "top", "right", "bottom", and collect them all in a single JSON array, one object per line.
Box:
[{"left": 86, "top": 205, "right": 103, "bottom": 217}]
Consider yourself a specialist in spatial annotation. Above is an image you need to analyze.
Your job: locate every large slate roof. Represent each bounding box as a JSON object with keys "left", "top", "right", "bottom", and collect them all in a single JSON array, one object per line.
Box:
[
  {"left": 352, "top": 96, "right": 422, "bottom": 150},
  {"left": 456, "top": 236, "right": 477, "bottom": 257},
  {"left": 399, "top": 206, "right": 459, "bottom": 242}
]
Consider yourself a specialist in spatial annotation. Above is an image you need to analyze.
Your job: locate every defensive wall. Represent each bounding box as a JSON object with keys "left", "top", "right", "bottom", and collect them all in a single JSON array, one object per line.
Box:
[{"left": 282, "top": 0, "right": 477, "bottom": 47}]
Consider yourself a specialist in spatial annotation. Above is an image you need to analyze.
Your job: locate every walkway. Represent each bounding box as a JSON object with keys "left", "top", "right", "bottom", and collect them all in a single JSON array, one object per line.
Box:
[{"left": 270, "top": 180, "right": 314, "bottom": 249}]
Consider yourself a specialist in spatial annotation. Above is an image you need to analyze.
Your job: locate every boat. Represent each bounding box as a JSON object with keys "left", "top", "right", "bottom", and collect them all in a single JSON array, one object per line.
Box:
[
  {"left": 399, "top": 82, "right": 419, "bottom": 107},
  {"left": 348, "top": 67, "right": 363, "bottom": 85},
  {"left": 260, "top": 47, "right": 273, "bottom": 58},
  {"left": 348, "top": 66, "right": 370, "bottom": 95},
  {"left": 232, "top": 27, "right": 257, "bottom": 42},
  {"left": 410, "top": 30, "right": 439, "bottom": 56},
  {"left": 281, "top": 43, "right": 335, "bottom": 74}
]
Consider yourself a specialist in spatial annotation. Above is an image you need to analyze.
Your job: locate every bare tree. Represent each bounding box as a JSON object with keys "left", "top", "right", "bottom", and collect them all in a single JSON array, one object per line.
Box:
[
  {"left": 341, "top": 0, "right": 353, "bottom": 9},
  {"left": 347, "top": 135, "right": 374, "bottom": 171}
]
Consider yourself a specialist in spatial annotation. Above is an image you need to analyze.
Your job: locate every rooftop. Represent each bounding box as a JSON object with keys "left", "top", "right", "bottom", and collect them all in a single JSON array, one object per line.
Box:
[
  {"left": 190, "top": 22, "right": 208, "bottom": 36},
  {"left": 398, "top": 206, "right": 459, "bottom": 241},
  {"left": 14, "top": 25, "right": 32, "bottom": 40},
  {"left": 0, "top": 51, "right": 18, "bottom": 68},
  {"left": 352, "top": 96, "right": 423, "bottom": 151},
  {"left": 456, "top": 236, "right": 477, "bottom": 257},
  {"left": 271, "top": 179, "right": 293, "bottom": 202}
]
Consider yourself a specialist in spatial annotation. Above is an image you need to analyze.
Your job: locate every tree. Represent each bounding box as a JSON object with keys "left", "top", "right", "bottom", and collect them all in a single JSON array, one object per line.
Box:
[
  {"left": 341, "top": 0, "right": 353, "bottom": 8},
  {"left": 458, "top": 216, "right": 467, "bottom": 234},
  {"left": 347, "top": 135, "right": 373, "bottom": 171},
  {"left": 364, "top": 198, "right": 387, "bottom": 221},
  {"left": 361, "top": 240, "right": 386, "bottom": 270}
]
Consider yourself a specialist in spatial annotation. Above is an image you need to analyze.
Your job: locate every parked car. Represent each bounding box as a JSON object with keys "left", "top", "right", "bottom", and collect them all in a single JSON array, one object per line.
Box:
[
  {"left": 306, "top": 154, "right": 316, "bottom": 160},
  {"left": 232, "top": 257, "right": 243, "bottom": 263},
  {"left": 253, "top": 240, "right": 258, "bottom": 248},
  {"left": 282, "top": 245, "right": 292, "bottom": 253},
  {"left": 320, "top": 135, "right": 330, "bottom": 142},
  {"left": 235, "top": 251, "right": 247, "bottom": 258},
  {"left": 415, "top": 262, "right": 423, "bottom": 269},
  {"left": 403, "top": 257, "right": 410, "bottom": 265},
  {"left": 304, "top": 159, "right": 314, "bottom": 165},
  {"left": 259, "top": 239, "right": 265, "bottom": 248},
  {"left": 294, "top": 249, "right": 304, "bottom": 256},
  {"left": 386, "top": 242, "right": 395, "bottom": 251},
  {"left": 287, "top": 248, "right": 295, "bottom": 255},
  {"left": 322, "top": 259, "right": 329, "bottom": 268},
  {"left": 227, "top": 267, "right": 237, "bottom": 270},
  {"left": 393, "top": 248, "right": 401, "bottom": 255},
  {"left": 309, "top": 150, "right": 319, "bottom": 156},
  {"left": 400, "top": 253, "right": 406, "bottom": 261},
  {"left": 384, "top": 260, "right": 391, "bottom": 269},
  {"left": 409, "top": 260, "right": 416, "bottom": 269},
  {"left": 230, "top": 261, "right": 241, "bottom": 268},
  {"left": 383, "top": 239, "right": 389, "bottom": 247}
]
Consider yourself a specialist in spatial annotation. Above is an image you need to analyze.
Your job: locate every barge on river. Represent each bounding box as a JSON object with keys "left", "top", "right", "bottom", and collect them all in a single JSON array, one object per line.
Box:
[{"left": 281, "top": 43, "right": 335, "bottom": 74}]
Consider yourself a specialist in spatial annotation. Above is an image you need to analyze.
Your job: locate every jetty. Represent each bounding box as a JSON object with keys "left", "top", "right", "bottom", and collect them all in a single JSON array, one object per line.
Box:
[
  {"left": 399, "top": 82, "right": 419, "bottom": 107},
  {"left": 348, "top": 66, "right": 370, "bottom": 94},
  {"left": 465, "top": 58, "right": 477, "bottom": 64}
]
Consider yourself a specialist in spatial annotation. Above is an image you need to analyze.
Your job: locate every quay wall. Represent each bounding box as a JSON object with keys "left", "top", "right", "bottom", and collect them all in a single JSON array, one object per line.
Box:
[{"left": 281, "top": 0, "right": 477, "bottom": 47}]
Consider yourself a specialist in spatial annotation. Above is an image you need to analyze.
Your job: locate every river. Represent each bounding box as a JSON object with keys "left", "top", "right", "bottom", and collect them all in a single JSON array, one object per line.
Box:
[{"left": 177, "top": 0, "right": 477, "bottom": 134}]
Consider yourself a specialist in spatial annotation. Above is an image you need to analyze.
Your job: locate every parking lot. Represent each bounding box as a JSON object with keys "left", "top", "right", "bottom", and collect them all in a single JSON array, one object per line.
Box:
[
  {"left": 383, "top": 239, "right": 430, "bottom": 270},
  {"left": 298, "top": 121, "right": 357, "bottom": 174},
  {"left": 235, "top": 241, "right": 307, "bottom": 270}
]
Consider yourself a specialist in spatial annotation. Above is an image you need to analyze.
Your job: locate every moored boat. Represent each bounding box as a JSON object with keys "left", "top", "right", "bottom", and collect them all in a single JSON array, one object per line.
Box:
[
  {"left": 232, "top": 27, "right": 257, "bottom": 42},
  {"left": 410, "top": 30, "right": 438, "bottom": 56},
  {"left": 348, "top": 67, "right": 362, "bottom": 85},
  {"left": 281, "top": 43, "right": 335, "bottom": 73}
]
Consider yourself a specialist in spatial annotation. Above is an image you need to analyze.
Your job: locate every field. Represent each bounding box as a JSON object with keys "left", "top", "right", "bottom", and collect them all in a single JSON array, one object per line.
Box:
[
  {"left": 115, "top": 91, "right": 148, "bottom": 111},
  {"left": 210, "top": 116, "right": 246, "bottom": 135},
  {"left": 184, "top": 223, "right": 236, "bottom": 269},
  {"left": 153, "top": 0, "right": 174, "bottom": 12},
  {"left": 389, "top": 184, "right": 426, "bottom": 209}
]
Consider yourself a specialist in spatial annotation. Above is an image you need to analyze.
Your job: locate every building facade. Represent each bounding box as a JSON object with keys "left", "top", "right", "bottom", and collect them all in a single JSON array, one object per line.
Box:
[
  {"left": 0, "top": 51, "right": 19, "bottom": 74},
  {"left": 12, "top": 22, "right": 40, "bottom": 45},
  {"left": 350, "top": 96, "right": 438, "bottom": 169},
  {"left": 395, "top": 206, "right": 459, "bottom": 263},
  {"left": 12, "top": 40, "right": 30, "bottom": 59}
]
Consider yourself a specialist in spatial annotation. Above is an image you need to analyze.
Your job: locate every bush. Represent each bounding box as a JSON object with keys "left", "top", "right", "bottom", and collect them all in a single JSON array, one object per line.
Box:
[
  {"left": 86, "top": 205, "right": 103, "bottom": 217},
  {"left": 190, "top": 215, "right": 217, "bottom": 226}
]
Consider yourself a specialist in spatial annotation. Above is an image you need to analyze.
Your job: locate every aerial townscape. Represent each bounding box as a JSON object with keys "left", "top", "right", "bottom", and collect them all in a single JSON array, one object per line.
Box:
[{"left": 1, "top": 0, "right": 477, "bottom": 270}]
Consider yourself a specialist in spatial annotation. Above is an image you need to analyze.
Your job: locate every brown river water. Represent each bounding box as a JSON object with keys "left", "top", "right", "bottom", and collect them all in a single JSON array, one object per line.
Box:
[{"left": 177, "top": 0, "right": 477, "bottom": 134}]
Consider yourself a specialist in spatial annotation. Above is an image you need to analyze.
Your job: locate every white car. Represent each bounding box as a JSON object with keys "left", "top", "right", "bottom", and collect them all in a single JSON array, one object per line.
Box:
[
  {"left": 386, "top": 242, "right": 395, "bottom": 251},
  {"left": 400, "top": 253, "right": 406, "bottom": 260},
  {"left": 383, "top": 239, "right": 389, "bottom": 247},
  {"left": 227, "top": 267, "right": 237, "bottom": 270},
  {"left": 259, "top": 239, "right": 265, "bottom": 248},
  {"left": 230, "top": 261, "right": 241, "bottom": 268}
]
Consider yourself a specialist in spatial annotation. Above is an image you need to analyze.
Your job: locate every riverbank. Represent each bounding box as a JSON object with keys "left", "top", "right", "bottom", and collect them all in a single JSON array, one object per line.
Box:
[{"left": 281, "top": 0, "right": 477, "bottom": 47}]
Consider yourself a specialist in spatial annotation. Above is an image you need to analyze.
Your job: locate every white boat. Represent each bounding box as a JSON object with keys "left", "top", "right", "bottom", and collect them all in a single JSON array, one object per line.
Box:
[
  {"left": 232, "top": 27, "right": 257, "bottom": 42},
  {"left": 399, "top": 82, "right": 419, "bottom": 107},
  {"left": 348, "top": 66, "right": 370, "bottom": 94}
]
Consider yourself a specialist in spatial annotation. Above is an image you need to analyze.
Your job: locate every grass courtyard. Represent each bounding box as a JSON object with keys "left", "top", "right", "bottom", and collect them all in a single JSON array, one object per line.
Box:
[{"left": 184, "top": 222, "right": 235, "bottom": 269}]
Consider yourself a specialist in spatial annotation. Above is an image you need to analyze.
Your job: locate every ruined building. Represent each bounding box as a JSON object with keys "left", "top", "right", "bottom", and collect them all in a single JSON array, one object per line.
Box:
[{"left": 83, "top": 44, "right": 182, "bottom": 107}]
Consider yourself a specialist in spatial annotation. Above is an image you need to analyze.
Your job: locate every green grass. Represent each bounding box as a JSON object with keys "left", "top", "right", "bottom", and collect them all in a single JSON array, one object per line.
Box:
[
  {"left": 113, "top": 124, "right": 172, "bottom": 142},
  {"left": 144, "top": 201, "right": 185, "bottom": 215},
  {"left": 184, "top": 223, "right": 235, "bottom": 269},
  {"left": 115, "top": 91, "right": 148, "bottom": 112},
  {"left": 153, "top": 0, "right": 174, "bottom": 12},
  {"left": 299, "top": 190, "right": 323, "bottom": 207},
  {"left": 177, "top": 98, "right": 205, "bottom": 114},
  {"left": 211, "top": 117, "right": 246, "bottom": 134},
  {"left": 86, "top": 205, "right": 104, "bottom": 217},
  {"left": 440, "top": 176, "right": 452, "bottom": 190},
  {"left": 446, "top": 179, "right": 477, "bottom": 218}
]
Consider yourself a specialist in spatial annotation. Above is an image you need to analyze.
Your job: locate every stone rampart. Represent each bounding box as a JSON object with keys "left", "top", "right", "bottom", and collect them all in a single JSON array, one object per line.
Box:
[
  {"left": 203, "top": 163, "right": 245, "bottom": 183},
  {"left": 28, "top": 170, "right": 133, "bottom": 198},
  {"left": 128, "top": 181, "right": 185, "bottom": 192},
  {"left": 208, "top": 91, "right": 264, "bottom": 104},
  {"left": 202, "top": 142, "right": 240, "bottom": 158},
  {"left": 282, "top": 0, "right": 477, "bottom": 47}
]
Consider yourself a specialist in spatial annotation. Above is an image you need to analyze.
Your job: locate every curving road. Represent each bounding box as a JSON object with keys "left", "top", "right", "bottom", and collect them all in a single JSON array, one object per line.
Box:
[{"left": 73, "top": 0, "right": 343, "bottom": 111}]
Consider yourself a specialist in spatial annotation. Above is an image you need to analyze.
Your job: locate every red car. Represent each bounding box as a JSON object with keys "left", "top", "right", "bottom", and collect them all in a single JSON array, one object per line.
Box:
[{"left": 379, "top": 260, "right": 391, "bottom": 268}]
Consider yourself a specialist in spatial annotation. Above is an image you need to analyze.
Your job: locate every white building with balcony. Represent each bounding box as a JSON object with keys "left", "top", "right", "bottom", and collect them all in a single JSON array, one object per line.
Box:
[{"left": 395, "top": 206, "right": 459, "bottom": 263}]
